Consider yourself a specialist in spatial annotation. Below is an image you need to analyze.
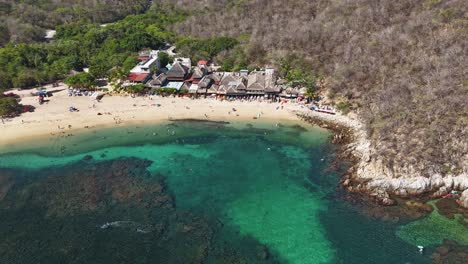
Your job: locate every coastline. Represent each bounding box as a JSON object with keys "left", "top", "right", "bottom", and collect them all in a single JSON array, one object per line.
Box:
[
  {"left": 1, "top": 103, "right": 441, "bottom": 264},
  {"left": 296, "top": 109, "right": 468, "bottom": 210},
  {"left": 3, "top": 86, "right": 467, "bottom": 209},
  {"left": 0, "top": 87, "right": 305, "bottom": 148}
]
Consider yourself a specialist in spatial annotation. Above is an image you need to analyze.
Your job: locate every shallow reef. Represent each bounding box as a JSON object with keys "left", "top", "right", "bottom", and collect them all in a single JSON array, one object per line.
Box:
[{"left": 0, "top": 157, "right": 280, "bottom": 264}]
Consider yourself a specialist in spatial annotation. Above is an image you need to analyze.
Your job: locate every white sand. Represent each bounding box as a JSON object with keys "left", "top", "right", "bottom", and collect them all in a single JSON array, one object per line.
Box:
[{"left": 1, "top": 84, "right": 306, "bottom": 146}]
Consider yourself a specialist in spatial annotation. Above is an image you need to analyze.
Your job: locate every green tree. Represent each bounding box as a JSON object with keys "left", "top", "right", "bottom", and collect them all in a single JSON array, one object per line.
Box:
[
  {"left": 158, "top": 52, "right": 173, "bottom": 69},
  {"left": 127, "top": 83, "right": 146, "bottom": 94},
  {"left": 0, "top": 71, "right": 13, "bottom": 91},
  {"left": 13, "top": 70, "right": 37, "bottom": 88},
  {"left": 64, "top": 72, "right": 96, "bottom": 89},
  {"left": 122, "top": 56, "right": 140, "bottom": 73},
  {"left": 108, "top": 66, "right": 127, "bottom": 82},
  {"left": 0, "top": 96, "right": 20, "bottom": 123},
  {"left": 0, "top": 6, "right": 186, "bottom": 90}
]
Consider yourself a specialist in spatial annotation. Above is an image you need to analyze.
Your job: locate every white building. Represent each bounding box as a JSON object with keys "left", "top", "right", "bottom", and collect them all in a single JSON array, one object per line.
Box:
[
  {"left": 130, "top": 51, "right": 161, "bottom": 74},
  {"left": 172, "top": 57, "right": 192, "bottom": 69}
]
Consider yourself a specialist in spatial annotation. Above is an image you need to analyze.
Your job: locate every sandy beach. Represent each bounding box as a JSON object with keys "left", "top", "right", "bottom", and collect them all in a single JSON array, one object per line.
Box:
[{"left": 1, "top": 84, "right": 307, "bottom": 146}]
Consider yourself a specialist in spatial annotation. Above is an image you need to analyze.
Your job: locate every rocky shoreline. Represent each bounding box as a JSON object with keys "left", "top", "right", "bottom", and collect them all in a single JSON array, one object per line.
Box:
[{"left": 295, "top": 109, "right": 468, "bottom": 209}]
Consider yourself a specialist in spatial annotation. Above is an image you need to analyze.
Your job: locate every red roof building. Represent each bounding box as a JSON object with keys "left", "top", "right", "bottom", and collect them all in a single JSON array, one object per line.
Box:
[
  {"left": 128, "top": 73, "right": 150, "bottom": 83},
  {"left": 197, "top": 60, "right": 208, "bottom": 66}
]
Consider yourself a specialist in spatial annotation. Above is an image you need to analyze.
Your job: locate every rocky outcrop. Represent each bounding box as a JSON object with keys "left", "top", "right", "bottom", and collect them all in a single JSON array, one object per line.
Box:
[
  {"left": 459, "top": 190, "right": 468, "bottom": 208},
  {"left": 431, "top": 239, "right": 468, "bottom": 264},
  {"left": 296, "top": 108, "right": 468, "bottom": 208},
  {"left": 352, "top": 154, "right": 468, "bottom": 207}
]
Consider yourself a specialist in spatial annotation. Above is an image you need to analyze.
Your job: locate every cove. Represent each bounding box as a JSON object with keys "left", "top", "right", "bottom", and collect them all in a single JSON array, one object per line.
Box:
[{"left": 0, "top": 120, "right": 440, "bottom": 263}]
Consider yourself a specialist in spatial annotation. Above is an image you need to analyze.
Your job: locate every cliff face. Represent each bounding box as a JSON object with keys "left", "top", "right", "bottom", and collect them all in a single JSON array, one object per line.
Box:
[
  {"left": 297, "top": 108, "right": 468, "bottom": 208},
  {"left": 349, "top": 138, "right": 468, "bottom": 207}
]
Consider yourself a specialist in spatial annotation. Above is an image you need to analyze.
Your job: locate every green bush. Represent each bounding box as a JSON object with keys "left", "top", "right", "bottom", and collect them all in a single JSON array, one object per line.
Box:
[
  {"left": 156, "top": 88, "right": 177, "bottom": 95},
  {"left": 158, "top": 52, "right": 173, "bottom": 69},
  {"left": 127, "top": 84, "right": 146, "bottom": 94},
  {"left": 64, "top": 73, "right": 96, "bottom": 89},
  {"left": 0, "top": 96, "right": 20, "bottom": 118}
]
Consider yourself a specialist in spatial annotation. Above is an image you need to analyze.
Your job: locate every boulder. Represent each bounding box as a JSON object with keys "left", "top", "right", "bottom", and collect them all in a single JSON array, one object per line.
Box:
[
  {"left": 432, "top": 186, "right": 448, "bottom": 198},
  {"left": 458, "top": 189, "right": 468, "bottom": 208},
  {"left": 436, "top": 246, "right": 450, "bottom": 256},
  {"left": 82, "top": 155, "right": 93, "bottom": 161},
  {"left": 256, "top": 245, "right": 269, "bottom": 260},
  {"left": 380, "top": 197, "right": 396, "bottom": 206},
  {"left": 431, "top": 252, "right": 441, "bottom": 263}
]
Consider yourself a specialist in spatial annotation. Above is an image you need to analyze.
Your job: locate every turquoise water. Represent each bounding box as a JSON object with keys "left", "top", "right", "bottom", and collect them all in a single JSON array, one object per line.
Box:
[{"left": 0, "top": 120, "right": 463, "bottom": 263}]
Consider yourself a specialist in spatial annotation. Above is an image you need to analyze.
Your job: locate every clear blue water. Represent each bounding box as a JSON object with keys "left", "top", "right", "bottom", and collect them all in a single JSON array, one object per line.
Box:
[{"left": 0, "top": 120, "right": 464, "bottom": 263}]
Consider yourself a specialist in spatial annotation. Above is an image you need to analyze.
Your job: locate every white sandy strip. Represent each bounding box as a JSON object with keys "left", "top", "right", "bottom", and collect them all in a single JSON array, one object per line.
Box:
[{"left": 1, "top": 86, "right": 306, "bottom": 146}]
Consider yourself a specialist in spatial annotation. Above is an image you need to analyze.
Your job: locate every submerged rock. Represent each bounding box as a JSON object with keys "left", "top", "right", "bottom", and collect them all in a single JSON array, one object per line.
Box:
[
  {"left": 82, "top": 155, "right": 93, "bottom": 161},
  {"left": 256, "top": 245, "right": 270, "bottom": 260},
  {"left": 0, "top": 172, "right": 15, "bottom": 202},
  {"left": 0, "top": 157, "right": 280, "bottom": 264},
  {"left": 436, "top": 246, "right": 450, "bottom": 256},
  {"left": 435, "top": 198, "right": 467, "bottom": 219},
  {"left": 431, "top": 240, "right": 468, "bottom": 264},
  {"left": 345, "top": 191, "right": 435, "bottom": 222}
]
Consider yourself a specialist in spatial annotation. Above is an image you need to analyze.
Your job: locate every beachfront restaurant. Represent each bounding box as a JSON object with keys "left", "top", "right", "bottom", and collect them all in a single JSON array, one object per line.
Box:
[
  {"left": 206, "top": 84, "right": 219, "bottom": 97},
  {"left": 158, "top": 82, "right": 189, "bottom": 94},
  {"left": 280, "top": 87, "right": 299, "bottom": 99},
  {"left": 189, "top": 84, "right": 199, "bottom": 95}
]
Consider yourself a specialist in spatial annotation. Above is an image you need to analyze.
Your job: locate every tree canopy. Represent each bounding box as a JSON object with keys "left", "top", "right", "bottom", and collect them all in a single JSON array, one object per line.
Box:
[
  {"left": 127, "top": 84, "right": 146, "bottom": 94},
  {"left": 0, "top": 96, "right": 20, "bottom": 118},
  {"left": 0, "top": 0, "right": 154, "bottom": 46},
  {"left": 64, "top": 73, "right": 96, "bottom": 89},
  {"left": 0, "top": 6, "right": 186, "bottom": 93}
]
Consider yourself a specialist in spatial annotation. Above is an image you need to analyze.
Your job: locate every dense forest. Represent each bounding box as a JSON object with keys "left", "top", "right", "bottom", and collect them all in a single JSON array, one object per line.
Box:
[
  {"left": 0, "top": 0, "right": 467, "bottom": 178},
  {"left": 0, "top": 0, "right": 152, "bottom": 46},
  {"left": 0, "top": 4, "right": 190, "bottom": 90},
  {"left": 161, "top": 0, "right": 468, "bottom": 178},
  {"left": 0, "top": 1, "right": 244, "bottom": 92}
]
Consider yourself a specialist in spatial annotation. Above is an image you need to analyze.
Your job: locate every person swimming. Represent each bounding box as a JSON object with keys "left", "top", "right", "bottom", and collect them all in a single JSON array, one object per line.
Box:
[{"left": 417, "top": 245, "right": 424, "bottom": 254}]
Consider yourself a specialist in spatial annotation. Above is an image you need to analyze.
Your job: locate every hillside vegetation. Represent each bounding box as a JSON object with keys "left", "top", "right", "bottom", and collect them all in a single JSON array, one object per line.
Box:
[
  {"left": 0, "top": 0, "right": 249, "bottom": 92},
  {"left": 0, "top": 0, "right": 152, "bottom": 46},
  {"left": 164, "top": 0, "right": 468, "bottom": 178},
  {"left": 0, "top": 4, "right": 190, "bottom": 90}
]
